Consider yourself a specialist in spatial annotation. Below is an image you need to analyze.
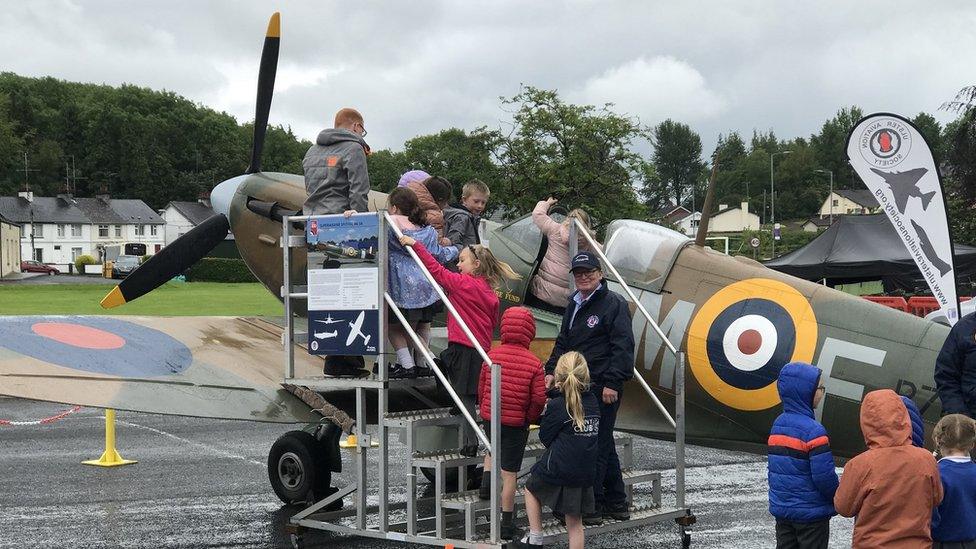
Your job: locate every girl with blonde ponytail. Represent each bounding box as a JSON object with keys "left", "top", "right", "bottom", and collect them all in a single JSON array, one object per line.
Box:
[{"left": 515, "top": 351, "right": 600, "bottom": 549}]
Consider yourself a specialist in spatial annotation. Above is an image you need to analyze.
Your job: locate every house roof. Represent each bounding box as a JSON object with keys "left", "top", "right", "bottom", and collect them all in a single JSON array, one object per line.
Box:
[
  {"left": 166, "top": 201, "right": 216, "bottom": 226},
  {"left": 0, "top": 196, "right": 89, "bottom": 224},
  {"left": 833, "top": 189, "right": 879, "bottom": 209},
  {"left": 0, "top": 195, "right": 163, "bottom": 224},
  {"left": 652, "top": 203, "right": 690, "bottom": 217},
  {"left": 804, "top": 216, "right": 833, "bottom": 228}
]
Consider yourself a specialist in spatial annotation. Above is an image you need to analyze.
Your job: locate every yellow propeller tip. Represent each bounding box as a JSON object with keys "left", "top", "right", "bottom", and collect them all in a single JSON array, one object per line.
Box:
[
  {"left": 266, "top": 12, "right": 280, "bottom": 38},
  {"left": 100, "top": 286, "right": 126, "bottom": 309}
]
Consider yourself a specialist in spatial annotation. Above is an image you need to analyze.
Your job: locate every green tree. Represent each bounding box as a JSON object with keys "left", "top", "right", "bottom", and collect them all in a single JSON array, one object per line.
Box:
[
  {"left": 941, "top": 85, "right": 976, "bottom": 245},
  {"left": 367, "top": 149, "right": 409, "bottom": 192},
  {"left": 911, "top": 112, "right": 943, "bottom": 160},
  {"left": 402, "top": 128, "right": 501, "bottom": 203},
  {"left": 650, "top": 119, "right": 705, "bottom": 209},
  {"left": 810, "top": 106, "right": 863, "bottom": 189},
  {"left": 490, "top": 87, "right": 647, "bottom": 223}
]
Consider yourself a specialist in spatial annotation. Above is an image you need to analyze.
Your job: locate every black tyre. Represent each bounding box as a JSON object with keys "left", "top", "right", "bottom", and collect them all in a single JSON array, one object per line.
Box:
[{"left": 268, "top": 430, "right": 335, "bottom": 505}]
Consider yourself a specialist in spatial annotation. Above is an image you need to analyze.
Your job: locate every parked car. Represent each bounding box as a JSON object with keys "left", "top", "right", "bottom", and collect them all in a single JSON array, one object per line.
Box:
[
  {"left": 20, "top": 260, "right": 60, "bottom": 275},
  {"left": 111, "top": 255, "right": 141, "bottom": 279}
]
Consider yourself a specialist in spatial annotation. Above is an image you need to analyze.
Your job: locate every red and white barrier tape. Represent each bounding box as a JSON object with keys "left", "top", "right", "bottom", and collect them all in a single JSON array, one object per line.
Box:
[{"left": 0, "top": 405, "right": 82, "bottom": 426}]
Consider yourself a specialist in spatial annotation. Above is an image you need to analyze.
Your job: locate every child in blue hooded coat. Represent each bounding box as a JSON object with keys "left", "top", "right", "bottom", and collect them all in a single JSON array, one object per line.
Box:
[{"left": 768, "top": 362, "right": 839, "bottom": 549}]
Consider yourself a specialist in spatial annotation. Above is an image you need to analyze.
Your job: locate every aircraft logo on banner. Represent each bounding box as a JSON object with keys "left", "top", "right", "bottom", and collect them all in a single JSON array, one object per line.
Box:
[{"left": 847, "top": 113, "right": 960, "bottom": 324}]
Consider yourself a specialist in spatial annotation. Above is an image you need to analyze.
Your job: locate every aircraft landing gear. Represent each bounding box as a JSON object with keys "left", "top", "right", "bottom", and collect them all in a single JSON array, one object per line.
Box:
[{"left": 268, "top": 425, "right": 342, "bottom": 507}]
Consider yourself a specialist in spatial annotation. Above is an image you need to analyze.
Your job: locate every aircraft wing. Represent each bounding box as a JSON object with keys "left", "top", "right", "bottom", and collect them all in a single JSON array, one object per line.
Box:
[{"left": 0, "top": 315, "right": 323, "bottom": 423}]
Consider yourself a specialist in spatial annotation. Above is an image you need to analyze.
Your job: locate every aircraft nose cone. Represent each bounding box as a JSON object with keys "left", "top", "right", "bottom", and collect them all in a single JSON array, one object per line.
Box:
[{"left": 211, "top": 175, "right": 247, "bottom": 219}]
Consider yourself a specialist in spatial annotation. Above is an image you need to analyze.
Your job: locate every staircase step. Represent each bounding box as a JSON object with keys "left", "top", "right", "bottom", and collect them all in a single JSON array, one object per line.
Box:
[
  {"left": 473, "top": 504, "right": 687, "bottom": 544},
  {"left": 412, "top": 435, "right": 632, "bottom": 469},
  {"left": 383, "top": 407, "right": 464, "bottom": 428},
  {"left": 441, "top": 469, "right": 661, "bottom": 510}
]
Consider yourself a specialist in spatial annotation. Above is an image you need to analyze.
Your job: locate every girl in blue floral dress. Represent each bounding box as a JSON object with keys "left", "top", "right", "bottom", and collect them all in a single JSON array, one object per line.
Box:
[{"left": 386, "top": 187, "right": 458, "bottom": 378}]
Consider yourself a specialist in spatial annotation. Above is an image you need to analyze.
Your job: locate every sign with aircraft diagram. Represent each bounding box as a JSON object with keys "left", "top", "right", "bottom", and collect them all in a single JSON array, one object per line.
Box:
[{"left": 306, "top": 213, "right": 379, "bottom": 356}]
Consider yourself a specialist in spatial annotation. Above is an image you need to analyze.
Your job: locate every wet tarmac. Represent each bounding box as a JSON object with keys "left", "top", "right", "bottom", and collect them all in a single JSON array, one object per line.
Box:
[{"left": 0, "top": 398, "right": 855, "bottom": 548}]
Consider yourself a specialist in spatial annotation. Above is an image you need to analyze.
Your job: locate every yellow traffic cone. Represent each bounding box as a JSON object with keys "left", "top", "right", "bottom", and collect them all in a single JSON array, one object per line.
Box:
[{"left": 82, "top": 409, "right": 137, "bottom": 467}]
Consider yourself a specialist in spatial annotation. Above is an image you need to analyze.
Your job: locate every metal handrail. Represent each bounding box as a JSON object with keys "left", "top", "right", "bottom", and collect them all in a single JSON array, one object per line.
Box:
[
  {"left": 384, "top": 293, "right": 491, "bottom": 449},
  {"left": 384, "top": 212, "right": 495, "bottom": 367},
  {"left": 384, "top": 211, "right": 503, "bottom": 542},
  {"left": 570, "top": 219, "right": 677, "bottom": 428},
  {"left": 569, "top": 218, "right": 687, "bottom": 509}
]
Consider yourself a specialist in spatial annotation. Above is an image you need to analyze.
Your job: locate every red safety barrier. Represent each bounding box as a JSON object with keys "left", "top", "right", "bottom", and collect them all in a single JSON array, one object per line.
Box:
[
  {"left": 863, "top": 296, "right": 909, "bottom": 313},
  {"left": 907, "top": 296, "right": 940, "bottom": 317}
]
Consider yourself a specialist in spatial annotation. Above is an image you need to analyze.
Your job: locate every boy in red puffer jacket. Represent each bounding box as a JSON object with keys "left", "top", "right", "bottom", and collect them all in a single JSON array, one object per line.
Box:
[{"left": 477, "top": 306, "right": 547, "bottom": 539}]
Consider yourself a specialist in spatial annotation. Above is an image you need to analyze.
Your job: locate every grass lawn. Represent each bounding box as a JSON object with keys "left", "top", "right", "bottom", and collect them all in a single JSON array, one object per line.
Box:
[{"left": 0, "top": 282, "right": 284, "bottom": 316}]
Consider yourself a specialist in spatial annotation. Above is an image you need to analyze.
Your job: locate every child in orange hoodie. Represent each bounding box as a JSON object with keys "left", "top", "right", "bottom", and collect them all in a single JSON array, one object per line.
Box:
[{"left": 834, "top": 389, "right": 943, "bottom": 548}]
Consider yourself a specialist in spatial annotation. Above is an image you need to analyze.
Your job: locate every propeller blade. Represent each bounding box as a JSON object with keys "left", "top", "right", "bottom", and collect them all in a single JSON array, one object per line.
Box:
[
  {"left": 245, "top": 12, "right": 281, "bottom": 174},
  {"left": 101, "top": 214, "right": 230, "bottom": 308}
]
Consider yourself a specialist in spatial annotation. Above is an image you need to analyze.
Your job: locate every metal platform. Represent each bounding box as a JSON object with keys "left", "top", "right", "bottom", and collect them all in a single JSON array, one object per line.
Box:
[{"left": 280, "top": 212, "right": 693, "bottom": 548}]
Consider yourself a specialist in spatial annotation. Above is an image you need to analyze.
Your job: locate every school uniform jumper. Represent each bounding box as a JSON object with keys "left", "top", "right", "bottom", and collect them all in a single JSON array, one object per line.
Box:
[
  {"left": 526, "top": 390, "right": 601, "bottom": 516},
  {"left": 932, "top": 456, "right": 976, "bottom": 547}
]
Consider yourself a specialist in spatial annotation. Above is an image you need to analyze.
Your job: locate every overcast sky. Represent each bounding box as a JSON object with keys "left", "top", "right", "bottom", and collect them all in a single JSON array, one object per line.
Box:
[{"left": 1, "top": 1, "right": 973, "bottom": 155}]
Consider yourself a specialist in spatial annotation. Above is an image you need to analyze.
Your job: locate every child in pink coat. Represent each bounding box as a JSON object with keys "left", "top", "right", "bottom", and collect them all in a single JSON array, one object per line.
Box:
[{"left": 399, "top": 235, "right": 520, "bottom": 454}]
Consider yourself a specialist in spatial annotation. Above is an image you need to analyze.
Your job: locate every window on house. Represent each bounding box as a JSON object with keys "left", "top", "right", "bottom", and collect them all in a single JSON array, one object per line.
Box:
[
  {"left": 71, "top": 247, "right": 82, "bottom": 261},
  {"left": 34, "top": 224, "right": 44, "bottom": 238},
  {"left": 831, "top": 199, "right": 838, "bottom": 207},
  {"left": 150, "top": 225, "right": 158, "bottom": 236},
  {"left": 71, "top": 224, "right": 82, "bottom": 237},
  {"left": 98, "top": 225, "right": 109, "bottom": 238},
  {"left": 57, "top": 224, "right": 65, "bottom": 238},
  {"left": 115, "top": 225, "right": 122, "bottom": 238},
  {"left": 135, "top": 224, "right": 145, "bottom": 236}
]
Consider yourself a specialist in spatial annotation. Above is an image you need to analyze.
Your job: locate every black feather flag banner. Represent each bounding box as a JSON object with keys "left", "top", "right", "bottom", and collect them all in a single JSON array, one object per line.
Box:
[{"left": 847, "top": 113, "right": 959, "bottom": 324}]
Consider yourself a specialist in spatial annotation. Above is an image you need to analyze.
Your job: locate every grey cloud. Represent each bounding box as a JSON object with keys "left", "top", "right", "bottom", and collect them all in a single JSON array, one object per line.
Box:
[{"left": 0, "top": 1, "right": 972, "bottom": 157}]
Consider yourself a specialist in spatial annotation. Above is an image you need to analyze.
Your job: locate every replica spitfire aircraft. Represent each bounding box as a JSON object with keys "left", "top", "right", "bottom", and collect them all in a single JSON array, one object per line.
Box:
[{"left": 0, "top": 12, "right": 952, "bottom": 504}]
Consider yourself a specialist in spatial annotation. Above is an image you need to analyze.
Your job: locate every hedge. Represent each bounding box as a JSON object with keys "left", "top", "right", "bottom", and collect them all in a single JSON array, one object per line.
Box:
[
  {"left": 74, "top": 254, "right": 96, "bottom": 273},
  {"left": 184, "top": 258, "right": 258, "bottom": 283}
]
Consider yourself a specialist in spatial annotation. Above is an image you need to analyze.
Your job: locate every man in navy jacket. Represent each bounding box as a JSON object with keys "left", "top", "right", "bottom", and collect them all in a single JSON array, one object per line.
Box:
[
  {"left": 544, "top": 251, "right": 635, "bottom": 524},
  {"left": 935, "top": 312, "right": 976, "bottom": 419}
]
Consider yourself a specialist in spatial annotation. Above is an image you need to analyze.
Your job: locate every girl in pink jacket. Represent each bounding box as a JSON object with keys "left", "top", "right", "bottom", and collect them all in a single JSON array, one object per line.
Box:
[
  {"left": 399, "top": 235, "right": 520, "bottom": 455},
  {"left": 529, "top": 197, "right": 601, "bottom": 312}
]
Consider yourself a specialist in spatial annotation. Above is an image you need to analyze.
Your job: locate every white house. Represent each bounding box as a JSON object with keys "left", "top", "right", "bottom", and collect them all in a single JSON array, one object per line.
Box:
[
  {"left": 817, "top": 190, "right": 879, "bottom": 218},
  {"left": 709, "top": 202, "right": 761, "bottom": 232},
  {"left": 674, "top": 211, "right": 702, "bottom": 236},
  {"left": 0, "top": 191, "right": 165, "bottom": 269},
  {"left": 161, "top": 197, "right": 219, "bottom": 246}
]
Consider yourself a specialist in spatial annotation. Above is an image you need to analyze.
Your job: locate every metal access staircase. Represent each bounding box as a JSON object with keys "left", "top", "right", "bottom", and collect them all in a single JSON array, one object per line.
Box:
[{"left": 279, "top": 211, "right": 694, "bottom": 548}]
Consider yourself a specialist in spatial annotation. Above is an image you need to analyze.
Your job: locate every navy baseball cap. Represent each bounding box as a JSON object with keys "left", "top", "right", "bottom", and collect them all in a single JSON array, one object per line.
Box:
[{"left": 570, "top": 251, "right": 601, "bottom": 272}]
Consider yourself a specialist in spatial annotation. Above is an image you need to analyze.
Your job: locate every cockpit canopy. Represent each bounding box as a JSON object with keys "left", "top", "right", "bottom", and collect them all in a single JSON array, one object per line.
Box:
[
  {"left": 603, "top": 220, "right": 690, "bottom": 292},
  {"left": 488, "top": 213, "right": 690, "bottom": 298}
]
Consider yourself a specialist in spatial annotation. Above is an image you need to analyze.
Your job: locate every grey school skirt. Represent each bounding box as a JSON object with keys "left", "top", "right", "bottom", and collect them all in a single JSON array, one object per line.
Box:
[{"left": 525, "top": 474, "right": 595, "bottom": 517}]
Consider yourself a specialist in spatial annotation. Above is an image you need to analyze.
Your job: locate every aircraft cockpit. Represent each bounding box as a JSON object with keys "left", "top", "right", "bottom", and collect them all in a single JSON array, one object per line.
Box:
[
  {"left": 603, "top": 220, "right": 691, "bottom": 293},
  {"left": 486, "top": 215, "right": 691, "bottom": 314}
]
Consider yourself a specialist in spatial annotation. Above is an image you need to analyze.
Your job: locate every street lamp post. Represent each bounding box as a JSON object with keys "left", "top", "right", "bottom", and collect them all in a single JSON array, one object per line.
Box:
[
  {"left": 769, "top": 150, "right": 792, "bottom": 257},
  {"left": 815, "top": 169, "right": 834, "bottom": 224}
]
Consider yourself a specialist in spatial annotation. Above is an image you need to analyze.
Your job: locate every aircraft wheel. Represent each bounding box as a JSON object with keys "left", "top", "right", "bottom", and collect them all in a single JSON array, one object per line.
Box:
[
  {"left": 289, "top": 533, "right": 306, "bottom": 549},
  {"left": 682, "top": 531, "right": 691, "bottom": 548},
  {"left": 268, "top": 430, "right": 335, "bottom": 505}
]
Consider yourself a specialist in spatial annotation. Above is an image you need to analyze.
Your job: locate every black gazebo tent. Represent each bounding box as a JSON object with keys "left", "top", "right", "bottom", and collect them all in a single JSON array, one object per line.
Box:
[{"left": 764, "top": 214, "right": 976, "bottom": 291}]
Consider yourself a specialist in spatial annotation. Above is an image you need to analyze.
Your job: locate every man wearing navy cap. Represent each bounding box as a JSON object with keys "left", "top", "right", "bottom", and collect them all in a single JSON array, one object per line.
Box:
[{"left": 544, "top": 251, "right": 635, "bottom": 524}]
